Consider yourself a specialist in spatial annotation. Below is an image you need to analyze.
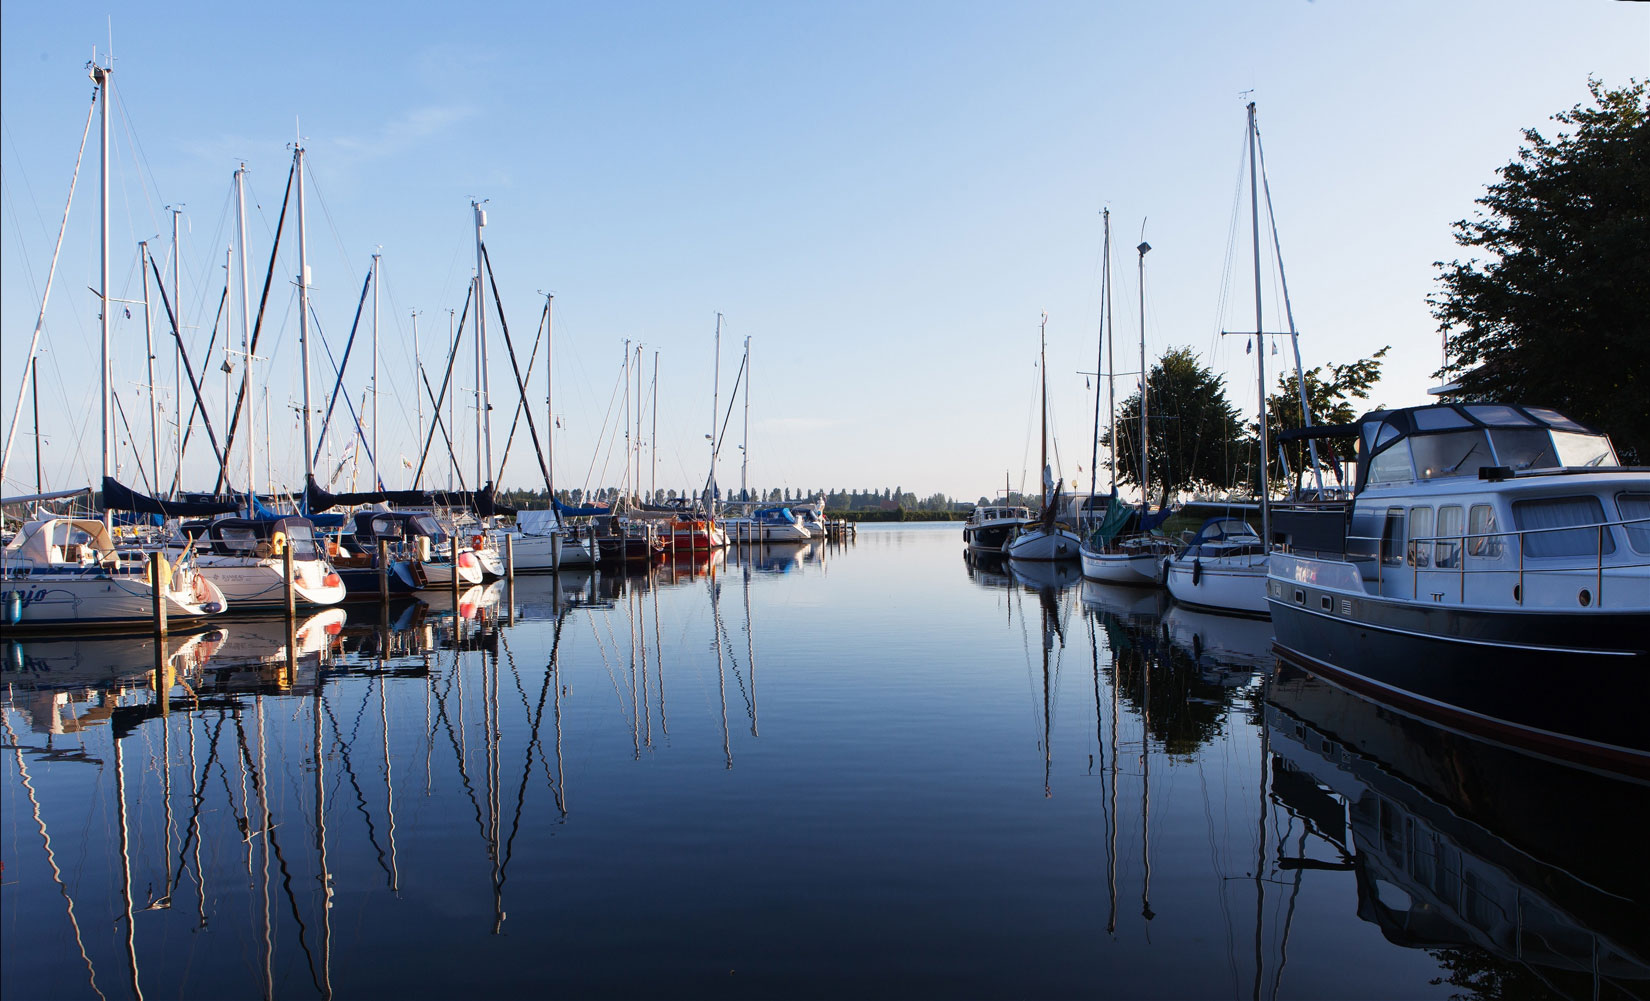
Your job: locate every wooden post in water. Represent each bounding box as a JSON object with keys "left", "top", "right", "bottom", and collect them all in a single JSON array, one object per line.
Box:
[
  {"left": 284, "top": 545, "right": 297, "bottom": 619},
  {"left": 377, "top": 539, "right": 390, "bottom": 601},
  {"left": 504, "top": 534, "right": 515, "bottom": 626},
  {"left": 450, "top": 536, "right": 460, "bottom": 612},
  {"left": 150, "top": 551, "right": 168, "bottom": 636}
]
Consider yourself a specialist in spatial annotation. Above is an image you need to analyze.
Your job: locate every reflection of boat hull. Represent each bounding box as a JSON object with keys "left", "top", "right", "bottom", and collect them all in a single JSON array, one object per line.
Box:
[
  {"left": 1269, "top": 588, "right": 1649, "bottom": 775},
  {"left": 1080, "top": 578, "right": 1166, "bottom": 621},
  {"left": 1162, "top": 603, "right": 1275, "bottom": 670},
  {"left": 1008, "top": 559, "right": 1081, "bottom": 590},
  {"left": 3, "top": 629, "right": 222, "bottom": 691},
  {"left": 1164, "top": 555, "right": 1269, "bottom": 616},
  {"left": 1267, "top": 666, "right": 1650, "bottom": 981}
]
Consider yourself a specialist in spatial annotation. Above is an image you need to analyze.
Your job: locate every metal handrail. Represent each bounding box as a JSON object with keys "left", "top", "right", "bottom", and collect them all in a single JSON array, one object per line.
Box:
[{"left": 1342, "top": 513, "right": 1650, "bottom": 607}]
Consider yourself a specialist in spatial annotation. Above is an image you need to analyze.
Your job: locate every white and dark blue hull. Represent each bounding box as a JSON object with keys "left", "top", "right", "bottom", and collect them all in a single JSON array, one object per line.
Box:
[{"left": 1266, "top": 567, "right": 1649, "bottom": 776}]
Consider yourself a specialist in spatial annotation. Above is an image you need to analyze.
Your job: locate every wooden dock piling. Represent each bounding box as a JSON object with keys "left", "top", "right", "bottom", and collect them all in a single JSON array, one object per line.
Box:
[
  {"left": 284, "top": 545, "right": 297, "bottom": 619},
  {"left": 150, "top": 551, "right": 168, "bottom": 636}
]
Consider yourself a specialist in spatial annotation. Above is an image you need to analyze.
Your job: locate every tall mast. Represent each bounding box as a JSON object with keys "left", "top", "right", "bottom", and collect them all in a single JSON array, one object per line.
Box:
[
  {"left": 170, "top": 206, "right": 183, "bottom": 496},
  {"left": 624, "top": 338, "right": 632, "bottom": 499},
  {"left": 32, "top": 358, "right": 42, "bottom": 493},
  {"left": 234, "top": 165, "right": 255, "bottom": 512},
  {"left": 650, "top": 350, "right": 658, "bottom": 499},
  {"left": 371, "top": 253, "right": 381, "bottom": 489},
  {"left": 1088, "top": 210, "right": 1109, "bottom": 514},
  {"left": 1136, "top": 237, "right": 1152, "bottom": 509},
  {"left": 709, "top": 312, "right": 722, "bottom": 513},
  {"left": 473, "top": 274, "right": 482, "bottom": 492},
  {"left": 1248, "top": 101, "right": 1271, "bottom": 545},
  {"left": 413, "top": 309, "right": 423, "bottom": 490},
  {"left": 94, "top": 58, "right": 111, "bottom": 530},
  {"left": 448, "top": 309, "right": 456, "bottom": 492},
  {"left": 636, "top": 342, "right": 644, "bottom": 501},
  {"left": 544, "top": 293, "right": 555, "bottom": 503},
  {"left": 140, "top": 240, "right": 159, "bottom": 494},
  {"left": 1039, "top": 312, "right": 1050, "bottom": 528},
  {"left": 740, "top": 336, "right": 750, "bottom": 502},
  {"left": 295, "top": 142, "right": 316, "bottom": 491},
  {"left": 1105, "top": 215, "right": 1117, "bottom": 496},
  {"left": 472, "top": 201, "right": 494, "bottom": 490}
]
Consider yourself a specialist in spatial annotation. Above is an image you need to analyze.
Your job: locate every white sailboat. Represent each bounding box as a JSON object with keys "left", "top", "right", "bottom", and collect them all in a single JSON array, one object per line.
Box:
[
  {"left": 1006, "top": 313, "right": 1082, "bottom": 562},
  {"left": 1, "top": 57, "right": 227, "bottom": 629},
  {"left": 1082, "top": 221, "right": 1175, "bottom": 585},
  {"left": 1164, "top": 102, "right": 1279, "bottom": 616}
]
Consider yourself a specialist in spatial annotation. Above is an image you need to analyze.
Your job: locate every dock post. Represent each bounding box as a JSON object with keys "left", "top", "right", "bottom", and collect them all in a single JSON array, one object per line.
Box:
[
  {"left": 284, "top": 545, "right": 297, "bottom": 619},
  {"left": 504, "top": 534, "right": 515, "bottom": 626},
  {"left": 450, "top": 536, "right": 460, "bottom": 612},
  {"left": 377, "top": 539, "right": 390, "bottom": 601},
  {"left": 150, "top": 551, "right": 168, "bottom": 636}
]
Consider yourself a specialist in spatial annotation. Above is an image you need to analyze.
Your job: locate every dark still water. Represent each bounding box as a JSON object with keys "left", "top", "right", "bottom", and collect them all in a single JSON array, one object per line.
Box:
[{"left": 4, "top": 523, "right": 1646, "bottom": 1000}]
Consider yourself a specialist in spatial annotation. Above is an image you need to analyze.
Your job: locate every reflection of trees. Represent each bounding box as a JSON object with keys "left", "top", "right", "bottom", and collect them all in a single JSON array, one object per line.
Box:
[
  {"left": 1097, "top": 612, "right": 1245, "bottom": 756},
  {"left": 1427, "top": 947, "right": 1575, "bottom": 1001}
]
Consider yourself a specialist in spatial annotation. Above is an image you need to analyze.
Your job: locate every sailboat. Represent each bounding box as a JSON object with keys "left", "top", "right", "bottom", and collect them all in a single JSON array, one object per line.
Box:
[
  {"left": 1005, "top": 313, "right": 1081, "bottom": 562},
  {"left": 1163, "top": 102, "right": 1277, "bottom": 616},
  {"left": 1, "top": 57, "right": 227, "bottom": 629},
  {"left": 1082, "top": 218, "right": 1176, "bottom": 585}
]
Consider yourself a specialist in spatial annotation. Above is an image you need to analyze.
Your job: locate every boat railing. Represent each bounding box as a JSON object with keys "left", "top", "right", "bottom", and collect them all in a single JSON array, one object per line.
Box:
[{"left": 1346, "top": 512, "right": 1650, "bottom": 608}]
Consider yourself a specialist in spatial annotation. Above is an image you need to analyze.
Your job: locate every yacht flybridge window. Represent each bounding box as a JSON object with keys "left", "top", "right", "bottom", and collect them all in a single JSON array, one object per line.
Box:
[
  {"left": 1553, "top": 432, "right": 1616, "bottom": 468},
  {"left": 1411, "top": 431, "right": 1490, "bottom": 481}
]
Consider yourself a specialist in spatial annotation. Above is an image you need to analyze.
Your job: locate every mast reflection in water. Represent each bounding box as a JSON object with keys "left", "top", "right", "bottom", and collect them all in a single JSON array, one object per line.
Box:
[{"left": 3, "top": 525, "right": 1644, "bottom": 999}]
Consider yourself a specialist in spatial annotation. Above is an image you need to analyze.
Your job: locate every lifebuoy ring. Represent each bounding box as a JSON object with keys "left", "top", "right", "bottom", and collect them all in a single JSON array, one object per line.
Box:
[
  {"left": 270, "top": 531, "right": 287, "bottom": 556},
  {"left": 471, "top": 534, "right": 485, "bottom": 550}
]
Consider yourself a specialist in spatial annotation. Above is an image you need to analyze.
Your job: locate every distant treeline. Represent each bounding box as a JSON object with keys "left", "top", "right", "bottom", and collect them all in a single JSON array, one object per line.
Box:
[{"left": 828, "top": 508, "right": 971, "bottom": 522}]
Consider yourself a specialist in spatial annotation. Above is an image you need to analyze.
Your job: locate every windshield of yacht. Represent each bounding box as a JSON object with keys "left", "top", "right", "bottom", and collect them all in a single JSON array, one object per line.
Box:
[
  {"left": 283, "top": 522, "right": 322, "bottom": 560},
  {"left": 1553, "top": 431, "right": 1617, "bottom": 467}
]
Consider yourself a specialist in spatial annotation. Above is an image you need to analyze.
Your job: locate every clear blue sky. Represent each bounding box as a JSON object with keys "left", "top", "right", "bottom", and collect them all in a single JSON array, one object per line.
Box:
[{"left": 3, "top": 1, "right": 1644, "bottom": 504}]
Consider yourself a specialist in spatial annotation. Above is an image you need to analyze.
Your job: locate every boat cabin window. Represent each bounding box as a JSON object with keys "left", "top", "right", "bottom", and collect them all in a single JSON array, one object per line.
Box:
[
  {"left": 1411, "top": 407, "right": 1473, "bottom": 431},
  {"left": 1435, "top": 505, "right": 1464, "bottom": 569},
  {"left": 1407, "top": 506, "right": 1432, "bottom": 567},
  {"left": 1467, "top": 504, "right": 1503, "bottom": 558},
  {"left": 1410, "top": 431, "right": 1490, "bottom": 481},
  {"left": 215, "top": 526, "right": 260, "bottom": 555},
  {"left": 410, "top": 515, "right": 447, "bottom": 543},
  {"left": 1617, "top": 492, "right": 1650, "bottom": 555},
  {"left": 1512, "top": 496, "right": 1614, "bottom": 558},
  {"left": 1464, "top": 404, "right": 1534, "bottom": 426},
  {"left": 1380, "top": 507, "right": 1406, "bottom": 566},
  {"left": 1524, "top": 407, "right": 1588, "bottom": 431},
  {"left": 369, "top": 516, "right": 405, "bottom": 539},
  {"left": 1553, "top": 431, "right": 1616, "bottom": 468},
  {"left": 1488, "top": 429, "right": 1558, "bottom": 471},
  {"left": 1367, "top": 440, "right": 1415, "bottom": 485}
]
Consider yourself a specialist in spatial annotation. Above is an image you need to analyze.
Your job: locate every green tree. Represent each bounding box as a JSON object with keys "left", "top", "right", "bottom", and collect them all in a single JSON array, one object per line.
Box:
[
  {"left": 1265, "top": 347, "right": 1389, "bottom": 492},
  {"left": 1100, "top": 347, "right": 1248, "bottom": 504},
  {"left": 1431, "top": 78, "right": 1650, "bottom": 462}
]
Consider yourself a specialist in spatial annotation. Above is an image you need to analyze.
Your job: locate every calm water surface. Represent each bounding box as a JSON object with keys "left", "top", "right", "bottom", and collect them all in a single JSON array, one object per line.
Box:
[{"left": 3, "top": 523, "right": 1646, "bottom": 999}]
